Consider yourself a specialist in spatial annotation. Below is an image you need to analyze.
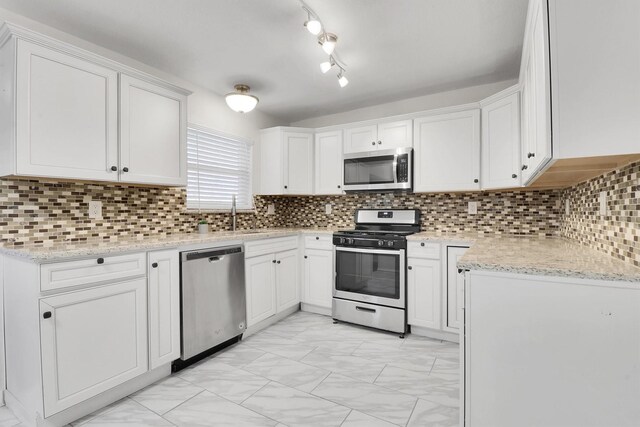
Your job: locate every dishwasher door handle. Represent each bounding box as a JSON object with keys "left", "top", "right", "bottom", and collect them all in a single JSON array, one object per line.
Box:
[{"left": 208, "top": 256, "right": 224, "bottom": 262}]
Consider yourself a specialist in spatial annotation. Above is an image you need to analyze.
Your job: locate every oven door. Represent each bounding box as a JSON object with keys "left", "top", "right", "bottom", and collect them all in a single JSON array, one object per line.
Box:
[{"left": 334, "top": 246, "right": 406, "bottom": 309}]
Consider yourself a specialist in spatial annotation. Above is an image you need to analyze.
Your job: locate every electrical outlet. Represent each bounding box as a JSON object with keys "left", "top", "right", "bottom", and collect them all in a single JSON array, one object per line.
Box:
[
  {"left": 599, "top": 191, "right": 607, "bottom": 216},
  {"left": 266, "top": 204, "right": 275, "bottom": 215},
  {"left": 88, "top": 201, "right": 102, "bottom": 220},
  {"left": 325, "top": 203, "right": 332, "bottom": 215},
  {"left": 565, "top": 199, "right": 570, "bottom": 215},
  {"left": 468, "top": 201, "right": 478, "bottom": 215}
]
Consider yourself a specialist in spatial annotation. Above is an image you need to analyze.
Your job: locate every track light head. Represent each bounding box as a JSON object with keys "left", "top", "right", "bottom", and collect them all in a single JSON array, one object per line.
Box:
[
  {"left": 320, "top": 57, "right": 335, "bottom": 74},
  {"left": 318, "top": 33, "right": 337, "bottom": 55},
  {"left": 337, "top": 71, "right": 349, "bottom": 88}
]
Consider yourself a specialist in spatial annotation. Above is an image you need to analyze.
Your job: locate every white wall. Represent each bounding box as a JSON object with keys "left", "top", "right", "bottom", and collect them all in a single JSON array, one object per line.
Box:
[
  {"left": 0, "top": 7, "right": 284, "bottom": 191},
  {"left": 290, "top": 80, "right": 517, "bottom": 128}
]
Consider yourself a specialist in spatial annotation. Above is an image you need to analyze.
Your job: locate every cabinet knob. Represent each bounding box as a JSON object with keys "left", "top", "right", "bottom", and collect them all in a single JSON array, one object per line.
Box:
[
  {"left": 122, "top": 167, "right": 129, "bottom": 173},
  {"left": 272, "top": 259, "right": 276, "bottom": 264},
  {"left": 97, "top": 258, "right": 105, "bottom": 264},
  {"left": 152, "top": 262, "right": 158, "bottom": 268},
  {"left": 337, "top": 185, "right": 341, "bottom": 189},
  {"left": 420, "top": 242, "right": 425, "bottom": 247},
  {"left": 474, "top": 178, "right": 479, "bottom": 183},
  {"left": 512, "top": 174, "right": 518, "bottom": 179},
  {"left": 284, "top": 185, "right": 288, "bottom": 189},
  {"left": 316, "top": 236, "right": 319, "bottom": 240},
  {"left": 304, "top": 255, "right": 308, "bottom": 259},
  {"left": 110, "top": 166, "right": 117, "bottom": 172},
  {"left": 408, "top": 266, "right": 413, "bottom": 270},
  {"left": 458, "top": 268, "right": 464, "bottom": 274},
  {"left": 527, "top": 152, "right": 535, "bottom": 158},
  {"left": 277, "top": 260, "right": 281, "bottom": 264},
  {"left": 43, "top": 311, "right": 52, "bottom": 319},
  {"left": 371, "top": 141, "right": 376, "bottom": 146},
  {"left": 522, "top": 165, "right": 528, "bottom": 171},
  {"left": 377, "top": 141, "right": 382, "bottom": 145}
]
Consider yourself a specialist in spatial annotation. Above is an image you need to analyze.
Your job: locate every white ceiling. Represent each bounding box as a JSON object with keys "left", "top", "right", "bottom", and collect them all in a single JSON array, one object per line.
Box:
[{"left": 0, "top": 0, "right": 529, "bottom": 123}]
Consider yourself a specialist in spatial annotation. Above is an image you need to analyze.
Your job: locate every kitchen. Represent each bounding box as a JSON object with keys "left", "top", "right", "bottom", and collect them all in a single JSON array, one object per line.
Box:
[{"left": 0, "top": 0, "right": 639, "bottom": 426}]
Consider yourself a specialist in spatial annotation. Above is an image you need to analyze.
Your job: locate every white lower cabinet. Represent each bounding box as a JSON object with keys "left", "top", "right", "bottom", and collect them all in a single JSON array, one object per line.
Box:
[
  {"left": 40, "top": 278, "right": 148, "bottom": 416},
  {"left": 302, "top": 249, "right": 333, "bottom": 309},
  {"left": 245, "top": 242, "right": 300, "bottom": 327},
  {"left": 245, "top": 254, "right": 278, "bottom": 327},
  {"left": 444, "top": 246, "right": 469, "bottom": 331},
  {"left": 275, "top": 249, "right": 299, "bottom": 312},
  {"left": 407, "top": 257, "right": 441, "bottom": 330},
  {"left": 148, "top": 250, "right": 180, "bottom": 369}
]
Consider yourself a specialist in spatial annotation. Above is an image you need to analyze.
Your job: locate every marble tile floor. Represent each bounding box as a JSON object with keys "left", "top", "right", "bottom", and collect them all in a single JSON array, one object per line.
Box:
[{"left": 0, "top": 311, "right": 460, "bottom": 427}]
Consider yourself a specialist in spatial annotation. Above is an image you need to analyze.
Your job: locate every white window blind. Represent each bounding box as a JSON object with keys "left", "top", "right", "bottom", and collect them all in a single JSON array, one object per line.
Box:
[{"left": 187, "top": 124, "right": 253, "bottom": 210}]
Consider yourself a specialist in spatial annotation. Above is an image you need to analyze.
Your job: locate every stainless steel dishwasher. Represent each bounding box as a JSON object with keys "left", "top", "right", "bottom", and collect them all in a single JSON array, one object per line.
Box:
[{"left": 179, "top": 245, "right": 246, "bottom": 363}]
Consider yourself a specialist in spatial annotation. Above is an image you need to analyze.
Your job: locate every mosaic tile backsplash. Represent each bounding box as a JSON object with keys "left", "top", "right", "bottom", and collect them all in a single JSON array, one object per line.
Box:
[
  {"left": 0, "top": 160, "right": 638, "bottom": 270},
  {"left": 560, "top": 160, "right": 639, "bottom": 268}
]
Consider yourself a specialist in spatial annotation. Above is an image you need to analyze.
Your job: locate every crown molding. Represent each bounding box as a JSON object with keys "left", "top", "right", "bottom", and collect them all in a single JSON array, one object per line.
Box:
[{"left": 0, "top": 21, "right": 192, "bottom": 96}]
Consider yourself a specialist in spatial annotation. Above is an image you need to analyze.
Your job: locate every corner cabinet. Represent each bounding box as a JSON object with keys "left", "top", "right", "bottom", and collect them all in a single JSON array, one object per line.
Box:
[
  {"left": 413, "top": 108, "right": 481, "bottom": 192},
  {"left": 0, "top": 24, "right": 190, "bottom": 186},
  {"left": 119, "top": 75, "right": 187, "bottom": 186},
  {"left": 258, "top": 127, "right": 313, "bottom": 195}
]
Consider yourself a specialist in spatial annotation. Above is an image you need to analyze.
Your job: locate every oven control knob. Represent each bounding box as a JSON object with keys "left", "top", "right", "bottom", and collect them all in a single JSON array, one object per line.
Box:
[
  {"left": 378, "top": 240, "right": 384, "bottom": 247},
  {"left": 339, "top": 237, "right": 346, "bottom": 244},
  {"left": 347, "top": 238, "right": 354, "bottom": 245},
  {"left": 387, "top": 241, "right": 395, "bottom": 247}
]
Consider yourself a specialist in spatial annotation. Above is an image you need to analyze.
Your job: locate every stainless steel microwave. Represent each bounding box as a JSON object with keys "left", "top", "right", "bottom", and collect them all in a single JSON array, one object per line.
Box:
[{"left": 342, "top": 147, "right": 412, "bottom": 192}]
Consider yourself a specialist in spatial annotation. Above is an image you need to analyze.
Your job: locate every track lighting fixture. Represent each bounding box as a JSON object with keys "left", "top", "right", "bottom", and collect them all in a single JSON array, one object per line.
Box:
[{"left": 299, "top": 1, "right": 349, "bottom": 88}]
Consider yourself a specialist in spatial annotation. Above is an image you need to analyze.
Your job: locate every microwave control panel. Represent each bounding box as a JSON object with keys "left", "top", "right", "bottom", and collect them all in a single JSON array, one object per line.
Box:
[{"left": 397, "top": 154, "right": 409, "bottom": 183}]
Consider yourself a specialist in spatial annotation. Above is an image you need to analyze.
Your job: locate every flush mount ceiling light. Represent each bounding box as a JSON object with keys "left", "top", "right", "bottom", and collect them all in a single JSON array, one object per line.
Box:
[
  {"left": 225, "top": 84, "right": 259, "bottom": 113},
  {"left": 318, "top": 32, "right": 338, "bottom": 55}
]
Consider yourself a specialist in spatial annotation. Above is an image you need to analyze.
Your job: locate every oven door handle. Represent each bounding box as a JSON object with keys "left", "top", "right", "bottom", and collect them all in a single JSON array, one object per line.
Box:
[{"left": 335, "top": 246, "right": 404, "bottom": 256}]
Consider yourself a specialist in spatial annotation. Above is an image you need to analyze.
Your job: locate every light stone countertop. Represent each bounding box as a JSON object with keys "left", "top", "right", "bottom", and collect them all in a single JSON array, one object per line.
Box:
[{"left": 0, "top": 228, "right": 339, "bottom": 263}]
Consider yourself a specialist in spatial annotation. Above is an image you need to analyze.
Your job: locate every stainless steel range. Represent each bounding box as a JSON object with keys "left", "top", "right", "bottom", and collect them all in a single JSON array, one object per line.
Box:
[{"left": 332, "top": 209, "right": 420, "bottom": 336}]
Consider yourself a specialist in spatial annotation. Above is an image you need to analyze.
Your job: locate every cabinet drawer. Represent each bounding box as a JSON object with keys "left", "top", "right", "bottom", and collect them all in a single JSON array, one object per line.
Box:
[
  {"left": 407, "top": 241, "right": 441, "bottom": 259},
  {"left": 40, "top": 252, "right": 147, "bottom": 292},
  {"left": 304, "top": 234, "right": 333, "bottom": 250},
  {"left": 245, "top": 236, "right": 298, "bottom": 258}
]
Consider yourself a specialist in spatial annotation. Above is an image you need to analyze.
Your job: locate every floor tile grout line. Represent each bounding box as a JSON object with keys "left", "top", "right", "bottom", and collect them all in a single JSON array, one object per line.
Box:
[{"left": 404, "top": 397, "right": 421, "bottom": 427}]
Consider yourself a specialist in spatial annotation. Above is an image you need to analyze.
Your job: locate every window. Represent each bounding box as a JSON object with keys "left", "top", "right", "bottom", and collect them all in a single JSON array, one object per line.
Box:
[{"left": 187, "top": 124, "right": 253, "bottom": 210}]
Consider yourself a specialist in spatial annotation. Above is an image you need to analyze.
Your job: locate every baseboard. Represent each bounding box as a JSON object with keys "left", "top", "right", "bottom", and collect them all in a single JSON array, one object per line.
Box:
[
  {"left": 8, "top": 365, "right": 171, "bottom": 427},
  {"left": 410, "top": 325, "right": 460, "bottom": 343},
  {"left": 244, "top": 304, "right": 300, "bottom": 338},
  {"left": 300, "top": 303, "right": 331, "bottom": 316}
]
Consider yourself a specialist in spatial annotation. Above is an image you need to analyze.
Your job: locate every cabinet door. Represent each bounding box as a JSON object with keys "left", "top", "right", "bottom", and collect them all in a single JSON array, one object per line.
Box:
[
  {"left": 303, "top": 249, "right": 333, "bottom": 309},
  {"left": 275, "top": 249, "right": 299, "bottom": 312},
  {"left": 40, "top": 278, "right": 148, "bottom": 416},
  {"left": 377, "top": 120, "right": 413, "bottom": 150},
  {"left": 343, "top": 124, "right": 378, "bottom": 154},
  {"left": 445, "top": 246, "right": 469, "bottom": 331},
  {"left": 119, "top": 75, "right": 187, "bottom": 186},
  {"left": 148, "top": 250, "right": 180, "bottom": 369},
  {"left": 481, "top": 92, "right": 521, "bottom": 189},
  {"left": 245, "top": 254, "right": 277, "bottom": 326},
  {"left": 258, "top": 129, "right": 284, "bottom": 195},
  {"left": 414, "top": 109, "right": 481, "bottom": 192},
  {"left": 15, "top": 40, "right": 118, "bottom": 181},
  {"left": 407, "top": 258, "right": 441, "bottom": 329},
  {"left": 314, "top": 131, "right": 343, "bottom": 195},
  {"left": 520, "top": 57, "right": 534, "bottom": 183},
  {"left": 284, "top": 132, "right": 313, "bottom": 194}
]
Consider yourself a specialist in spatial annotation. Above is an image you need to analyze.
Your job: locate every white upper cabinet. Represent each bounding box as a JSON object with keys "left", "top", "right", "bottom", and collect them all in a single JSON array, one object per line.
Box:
[
  {"left": 314, "top": 131, "right": 343, "bottom": 195},
  {"left": 481, "top": 89, "right": 521, "bottom": 189},
  {"left": 119, "top": 75, "right": 187, "bottom": 186},
  {"left": 258, "top": 127, "right": 313, "bottom": 195},
  {"left": 0, "top": 24, "right": 190, "bottom": 186},
  {"left": 343, "top": 120, "right": 412, "bottom": 154},
  {"left": 414, "top": 108, "right": 481, "bottom": 192},
  {"left": 284, "top": 131, "right": 314, "bottom": 194},
  {"left": 12, "top": 39, "right": 119, "bottom": 181}
]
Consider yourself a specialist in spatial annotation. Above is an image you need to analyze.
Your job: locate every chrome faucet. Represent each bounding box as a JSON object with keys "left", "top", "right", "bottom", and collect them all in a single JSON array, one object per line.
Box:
[{"left": 231, "top": 194, "right": 237, "bottom": 231}]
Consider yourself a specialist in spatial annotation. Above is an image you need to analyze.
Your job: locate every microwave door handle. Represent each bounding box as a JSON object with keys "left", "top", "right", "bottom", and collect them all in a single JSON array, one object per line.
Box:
[{"left": 393, "top": 157, "right": 398, "bottom": 184}]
